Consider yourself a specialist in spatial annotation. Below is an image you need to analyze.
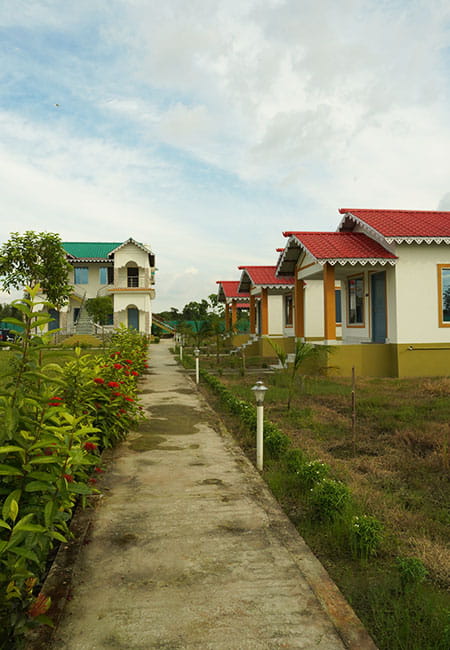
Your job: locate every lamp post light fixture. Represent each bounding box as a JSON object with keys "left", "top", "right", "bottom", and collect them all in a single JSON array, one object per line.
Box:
[
  {"left": 251, "top": 380, "right": 268, "bottom": 471},
  {"left": 194, "top": 347, "right": 200, "bottom": 384}
]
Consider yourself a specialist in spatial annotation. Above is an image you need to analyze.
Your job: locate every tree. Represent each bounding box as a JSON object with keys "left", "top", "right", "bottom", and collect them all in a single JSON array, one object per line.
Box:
[
  {"left": 85, "top": 296, "right": 113, "bottom": 326},
  {"left": 85, "top": 296, "right": 113, "bottom": 342},
  {"left": 0, "top": 231, "right": 72, "bottom": 308}
]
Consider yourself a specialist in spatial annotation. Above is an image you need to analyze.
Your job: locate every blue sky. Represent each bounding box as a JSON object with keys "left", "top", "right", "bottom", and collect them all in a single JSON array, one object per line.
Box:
[{"left": 1, "top": 0, "right": 450, "bottom": 311}]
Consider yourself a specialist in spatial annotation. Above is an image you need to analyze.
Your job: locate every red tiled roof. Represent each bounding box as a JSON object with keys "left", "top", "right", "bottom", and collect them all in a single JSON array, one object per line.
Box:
[
  {"left": 238, "top": 265, "right": 294, "bottom": 286},
  {"left": 339, "top": 209, "right": 450, "bottom": 238},
  {"left": 283, "top": 232, "right": 397, "bottom": 261},
  {"left": 216, "top": 281, "right": 249, "bottom": 299}
]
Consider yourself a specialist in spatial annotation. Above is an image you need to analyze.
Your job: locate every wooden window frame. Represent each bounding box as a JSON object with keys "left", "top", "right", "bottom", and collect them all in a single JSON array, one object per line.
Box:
[
  {"left": 438, "top": 264, "right": 450, "bottom": 328},
  {"left": 347, "top": 273, "right": 365, "bottom": 328}
]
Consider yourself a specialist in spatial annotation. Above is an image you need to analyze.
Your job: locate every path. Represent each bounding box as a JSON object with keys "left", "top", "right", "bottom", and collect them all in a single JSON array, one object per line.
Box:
[{"left": 48, "top": 340, "right": 376, "bottom": 649}]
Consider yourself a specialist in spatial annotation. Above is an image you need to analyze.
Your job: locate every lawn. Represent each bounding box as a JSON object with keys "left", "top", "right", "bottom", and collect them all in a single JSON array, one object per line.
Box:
[{"left": 196, "top": 354, "right": 450, "bottom": 650}]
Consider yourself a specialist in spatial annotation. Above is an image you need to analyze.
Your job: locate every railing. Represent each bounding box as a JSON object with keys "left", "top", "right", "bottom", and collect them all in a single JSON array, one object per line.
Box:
[{"left": 127, "top": 277, "right": 139, "bottom": 287}]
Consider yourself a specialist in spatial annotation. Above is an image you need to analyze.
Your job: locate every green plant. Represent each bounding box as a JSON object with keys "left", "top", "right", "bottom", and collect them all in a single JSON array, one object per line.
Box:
[
  {"left": 350, "top": 514, "right": 383, "bottom": 560},
  {"left": 396, "top": 557, "right": 428, "bottom": 593},
  {"left": 310, "top": 478, "right": 350, "bottom": 521},
  {"left": 296, "top": 460, "right": 330, "bottom": 488}
]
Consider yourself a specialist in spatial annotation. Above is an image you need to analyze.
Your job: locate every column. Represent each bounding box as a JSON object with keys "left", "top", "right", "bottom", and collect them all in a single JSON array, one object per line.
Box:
[
  {"left": 323, "top": 263, "right": 336, "bottom": 343},
  {"left": 294, "top": 274, "right": 305, "bottom": 339},
  {"left": 261, "top": 288, "right": 269, "bottom": 335}
]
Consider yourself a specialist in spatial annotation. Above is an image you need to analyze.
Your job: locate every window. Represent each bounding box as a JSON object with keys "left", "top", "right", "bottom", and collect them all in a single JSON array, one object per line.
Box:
[
  {"left": 335, "top": 289, "right": 342, "bottom": 324},
  {"left": 74, "top": 267, "right": 88, "bottom": 284},
  {"left": 99, "top": 267, "right": 108, "bottom": 284},
  {"left": 348, "top": 276, "right": 364, "bottom": 325},
  {"left": 438, "top": 265, "right": 450, "bottom": 326},
  {"left": 127, "top": 267, "right": 139, "bottom": 287},
  {"left": 284, "top": 294, "right": 293, "bottom": 327}
]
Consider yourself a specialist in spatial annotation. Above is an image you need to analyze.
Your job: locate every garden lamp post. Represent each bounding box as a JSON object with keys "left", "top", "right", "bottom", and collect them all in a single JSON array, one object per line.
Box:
[
  {"left": 252, "top": 380, "right": 268, "bottom": 471},
  {"left": 194, "top": 347, "right": 200, "bottom": 384}
]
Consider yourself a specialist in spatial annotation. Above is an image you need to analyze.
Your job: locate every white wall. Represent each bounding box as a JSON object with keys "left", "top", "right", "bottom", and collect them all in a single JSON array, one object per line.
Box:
[{"left": 393, "top": 243, "right": 450, "bottom": 343}]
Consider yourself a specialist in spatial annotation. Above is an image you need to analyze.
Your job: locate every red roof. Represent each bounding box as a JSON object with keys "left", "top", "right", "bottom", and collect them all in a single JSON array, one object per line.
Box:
[
  {"left": 339, "top": 209, "right": 450, "bottom": 238},
  {"left": 238, "top": 265, "right": 294, "bottom": 286},
  {"left": 283, "top": 232, "right": 397, "bottom": 261},
  {"left": 216, "top": 281, "right": 249, "bottom": 299}
]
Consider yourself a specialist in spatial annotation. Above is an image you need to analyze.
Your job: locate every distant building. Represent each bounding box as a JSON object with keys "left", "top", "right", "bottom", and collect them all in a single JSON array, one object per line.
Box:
[{"left": 48, "top": 238, "right": 156, "bottom": 336}]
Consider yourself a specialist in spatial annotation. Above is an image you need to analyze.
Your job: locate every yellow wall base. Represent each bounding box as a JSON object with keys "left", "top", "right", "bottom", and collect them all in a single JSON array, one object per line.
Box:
[{"left": 327, "top": 343, "right": 450, "bottom": 378}]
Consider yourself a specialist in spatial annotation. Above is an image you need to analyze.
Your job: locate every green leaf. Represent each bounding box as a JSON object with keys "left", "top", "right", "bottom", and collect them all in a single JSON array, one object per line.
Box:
[
  {"left": 25, "top": 481, "right": 53, "bottom": 492},
  {"left": 0, "top": 519, "right": 11, "bottom": 530},
  {"left": 29, "top": 456, "right": 60, "bottom": 465},
  {"left": 2, "top": 490, "right": 21, "bottom": 522},
  {"left": 68, "top": 482, "right": 92, "bottom": 495},
  {"left": 1, "top": 316, "right": 26, "bottom": 327},
  {"left": 0, "top": 445, "right": 25, "bottom": 455},
  {"left": 12, "top": 513, "right": 34, "bottom": 531},
  {"left": 16, "top": 523, "right": 47, "bottom": 533},
  {"left": 50, "top": 531, "right": 67, "bottom": 543},
  {"left": 0, "top": 464, "right": 23, "bottom": 476},
  {"left": 44, "top": 501, "right": 55, "bottom": 528},
  {"left": 9, "top": 547, "right": 40, "bottom": 563}
]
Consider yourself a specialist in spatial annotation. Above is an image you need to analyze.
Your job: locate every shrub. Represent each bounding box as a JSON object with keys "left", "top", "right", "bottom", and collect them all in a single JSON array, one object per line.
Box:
[
  {"left": 310, "top": 478, "right": 350, "bottom": 521},
  {"left": 296, "top": 460, "right": 330, "bottom": 488},
  {"left": 396, "top": 557, "right": 428, "bottom": 593},
  {"left": 349, "top": 514, "right": 383, "bottom": 560}
]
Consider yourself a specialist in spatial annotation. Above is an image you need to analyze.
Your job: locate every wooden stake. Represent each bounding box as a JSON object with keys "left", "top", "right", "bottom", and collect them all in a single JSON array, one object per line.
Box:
[{"left": 352, "top": 366, "right": 357, "bottom": 455}]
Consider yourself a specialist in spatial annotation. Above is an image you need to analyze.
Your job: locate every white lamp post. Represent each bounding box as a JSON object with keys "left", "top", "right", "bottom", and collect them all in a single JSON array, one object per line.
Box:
[
  {"left": 194, "top": 347, "right": 200, "bottom": 384},
  {"left": 252, "top": 380, "right": 268, "bottom": 471}
]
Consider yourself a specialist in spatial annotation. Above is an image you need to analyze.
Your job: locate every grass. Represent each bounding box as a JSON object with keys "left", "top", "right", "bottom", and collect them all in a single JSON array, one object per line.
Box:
[{"left": 197, "top": 356, "right": 450, "bottom": 649}]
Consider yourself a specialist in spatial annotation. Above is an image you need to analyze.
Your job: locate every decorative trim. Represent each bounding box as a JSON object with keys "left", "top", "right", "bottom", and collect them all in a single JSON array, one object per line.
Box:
[{"left": 318, "top": 258, "right": 396, "bottom": 267}]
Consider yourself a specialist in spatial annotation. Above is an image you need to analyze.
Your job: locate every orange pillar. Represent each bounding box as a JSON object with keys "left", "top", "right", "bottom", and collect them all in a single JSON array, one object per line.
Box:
[
  {"left": 261, "top": 288, "right": 269, "bottom": 335},
  {"left": 231, "top": 302, "right": 238, "bottom": 327},
  {"left": 249, "top": 294, "right": 256, "bottom": 334},
  {"left": 225, "top": 304, "right": 231, "bottom": 330},
  {"left": 294, "top": 275, "right": 305, "bottom": 338},
  {"left": 323, "top": 263, "right": 336, "bottom": 342}
]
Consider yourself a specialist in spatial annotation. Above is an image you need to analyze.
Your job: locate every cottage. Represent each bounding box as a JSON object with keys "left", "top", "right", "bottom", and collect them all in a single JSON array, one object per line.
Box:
[
  {"left": 216, "top": 281, "right": 250, "bottom": 330},
  {"left": 278, "top": 209, "right": 450, "bottom": 377}
]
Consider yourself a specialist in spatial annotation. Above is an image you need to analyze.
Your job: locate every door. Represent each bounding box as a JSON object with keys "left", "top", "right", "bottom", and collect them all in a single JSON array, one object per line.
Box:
[
  {"left": 48, "top": 309, "right": 60, "bottom": 330},
  {"left": 371, "top": 272, "right": 387, "bottom": 343},
  {"left": 127, "top": 307, "right": 139, "bottom": 330}
]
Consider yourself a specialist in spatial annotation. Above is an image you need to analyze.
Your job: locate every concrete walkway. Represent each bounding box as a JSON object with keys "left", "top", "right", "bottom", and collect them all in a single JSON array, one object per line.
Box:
[{"left": 48, "top": 340, "right": 376, "bottom": 650}]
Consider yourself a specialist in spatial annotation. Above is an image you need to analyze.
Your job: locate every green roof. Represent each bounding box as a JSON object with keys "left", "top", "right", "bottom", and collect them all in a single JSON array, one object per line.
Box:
[{"left": 62, "top": 242, "right": 123, "bottom": 259}]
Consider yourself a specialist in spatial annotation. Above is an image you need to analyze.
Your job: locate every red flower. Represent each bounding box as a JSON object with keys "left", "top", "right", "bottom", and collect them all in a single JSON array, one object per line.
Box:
[
  {"left": 94, "top": 466, "right": 104, "bottom": 473},
  {"left": 119, "top": 408, "right": 126, "bottom": 414},
  {"left": 44, "top": 447, "right": 55, "bottom": 456},
  {"left": 88, "top": 478, "right": 97, "bottom": 484},
  {"left": 113, "top": 363, "right": 123, "bottom": 369},
  {"left": 63, "top": 474, "right": 74, "bottom": 483},
  {"left": 131, "top": 371, "right": 139, "bottom": 376},
  {"left": 84, "top": 442, "right": 97, "bottom": 452},
  {"left": 50, "top": 396, "right": 62, "bottom": 401},
  {"left": 48, "top": 401, "right": 62, "bottom": 407},
  {"left": 112, "top": 391, "right": 122, "bottom": 397},
  {"left": 124, "top": 370, "right": 130, "bottom": 376},
  {"left": 93, "top": 377, "right": 105, "bottom": 384},
  {"left": 124, "top": 396, "right": 134, "bottom": 402},
  {"left": 110, "top": 351, "right": 120, "bottom": 358},
  {"left": 124, "top": 359, "right": 133, "bottom": 364},
  {"left": 144, "top": 363, "right": 149, "bottom": 368},
  {"left": 108, "top": 381, "right": 120, "bottom": 388},
  {"left": 28, "top": 593, "right": 51, "bottom": 618}
]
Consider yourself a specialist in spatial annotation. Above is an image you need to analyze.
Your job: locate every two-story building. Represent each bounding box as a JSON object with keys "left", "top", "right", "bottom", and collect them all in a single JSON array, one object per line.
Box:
[{"left": 50, "top": 238, "right": 156, "bottom": 336}]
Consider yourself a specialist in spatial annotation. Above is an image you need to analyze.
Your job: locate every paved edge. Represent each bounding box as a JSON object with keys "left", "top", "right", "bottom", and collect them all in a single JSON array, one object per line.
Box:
[
  {"left": 194, "top": 380, "right": 378, "bottom": 650},
  {"left": 26, "top": 368, "right": 378, "bottom": 650}
]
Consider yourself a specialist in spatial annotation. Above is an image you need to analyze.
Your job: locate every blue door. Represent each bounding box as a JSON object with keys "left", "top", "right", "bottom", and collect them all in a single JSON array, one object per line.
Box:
[
  {"left": 371, "top": 272, "right": 387, "bottom": 343},
  {"left": 127, "top": 308, "right": 139, "bottom": 330},
  {"left": 48, "top": 309, "right": 60, "bottom": 331}
]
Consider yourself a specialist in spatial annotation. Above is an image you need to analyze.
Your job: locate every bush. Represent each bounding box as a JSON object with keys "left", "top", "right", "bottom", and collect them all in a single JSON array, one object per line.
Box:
[
  {"left": 0, "top": 290, "right": 149, "bottom": 646},
  {"left": 349, "top": 514, "right": 383, "bottom": 560},
  {"left": 310, "top": 478, "right": 350, "bottom": 521}
]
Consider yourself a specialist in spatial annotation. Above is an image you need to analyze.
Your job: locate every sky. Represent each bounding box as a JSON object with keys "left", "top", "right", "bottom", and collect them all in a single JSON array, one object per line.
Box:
[{"left": 1, "top": 0, "right": 450, "bottom": 311}]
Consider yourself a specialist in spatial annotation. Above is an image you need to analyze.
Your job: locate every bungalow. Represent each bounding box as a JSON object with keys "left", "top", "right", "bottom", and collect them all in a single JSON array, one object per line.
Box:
[
  {"left": 237, "top": 265, "right": 295, "bottom": 355},
  {"left": 216, "top": 281, "right": 250, "bottom": 330},
  {"left": 49, "top": 239, "right": 156, "bottom": 336},
  {"left": 277, "top": 209, "right": 450, "bottom": 377}
]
